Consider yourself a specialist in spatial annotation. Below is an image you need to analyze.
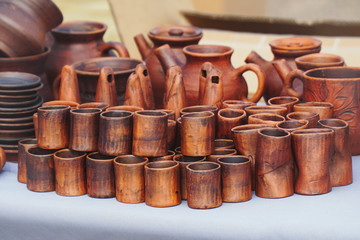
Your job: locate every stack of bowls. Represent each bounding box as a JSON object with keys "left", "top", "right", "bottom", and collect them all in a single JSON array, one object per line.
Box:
[{"left": 0, "top": 72, "right": 43, "bottom": 161}]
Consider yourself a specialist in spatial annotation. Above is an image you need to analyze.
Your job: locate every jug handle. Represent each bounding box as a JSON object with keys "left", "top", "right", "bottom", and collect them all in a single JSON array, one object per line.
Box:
[
  {"left": 98, "top": 42, "right": 130, "bottom": 57},
  {"left": 284, "top": 69, "right": 304, "bottom": 99},
  {"left": 234, "top": 63, "right": 265, "bottom": 103}
]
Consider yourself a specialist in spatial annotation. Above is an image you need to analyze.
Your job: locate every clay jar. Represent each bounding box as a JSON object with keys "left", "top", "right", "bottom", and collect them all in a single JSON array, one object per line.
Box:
[
  {"left": 155, "top": 44, "right": 265, "bottom": 106},
  {"left": 46, "top": 21, "right": 130, "bottom": 92},
  {"left": 287, "top": 67, "right": 360, "bottom": 155},
  {"left": 134, "top": 25, "right": 203, "bottom": 108}
]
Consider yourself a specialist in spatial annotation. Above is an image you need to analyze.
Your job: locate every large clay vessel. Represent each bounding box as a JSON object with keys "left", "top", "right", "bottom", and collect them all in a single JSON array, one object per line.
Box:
[
  {"left": 155, "top": 44, "right": 265, "bottom": 106},
  {"left": 134, "top": 25, "right": 203, "bottom": 108}
]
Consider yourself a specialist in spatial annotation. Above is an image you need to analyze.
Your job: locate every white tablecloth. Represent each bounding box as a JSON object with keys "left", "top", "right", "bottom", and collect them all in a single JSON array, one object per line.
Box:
[{"left": 0, "top": 157, "right": 359, "bottom": 240}]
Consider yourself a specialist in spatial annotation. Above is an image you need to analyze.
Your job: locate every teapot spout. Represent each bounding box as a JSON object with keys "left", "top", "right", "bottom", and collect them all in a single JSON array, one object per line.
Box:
[
  {"left": 134, "top": 34, "right": 152, "bottom": 60},
  {"left": 154, "top": 44, "right": 180, "bottom": 72}
]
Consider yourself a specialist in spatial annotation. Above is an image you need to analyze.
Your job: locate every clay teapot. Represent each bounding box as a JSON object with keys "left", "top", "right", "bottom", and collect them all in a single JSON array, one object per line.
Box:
[
  {"left": 134, "top": 25, "right": 203, "bottom": 108},
  {"left": 155, "top": 44, "right": 265, "bottom": 106},
  {"left": 245, "top": 37, "right": 321, "bottom": 101}
]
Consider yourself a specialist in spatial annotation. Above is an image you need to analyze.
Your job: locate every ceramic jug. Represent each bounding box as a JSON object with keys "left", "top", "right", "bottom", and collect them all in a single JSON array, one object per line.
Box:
[
  {"left": 155, "top": 44, "right": 265, "bottom": 106},
  {"left": 134, "top": 25, "right": 203, "bottom": 108}
]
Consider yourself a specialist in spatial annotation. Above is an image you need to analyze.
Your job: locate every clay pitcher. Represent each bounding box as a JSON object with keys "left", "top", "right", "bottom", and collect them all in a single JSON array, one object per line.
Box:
[
  {"left": 134, "top": 64, "right": 155, "bottom": 110},
  {"left": 123, "top": 72, "right": 146, "bottom": 109},
  {"left": 58, "top": 65, "right": 81, "bottom": 103},
  {"left": 199, "top": 62, "right": 224, "bottom": 109},
  {"left": 95, "top": 67, "right": 118, "bottom": 107},
  {"left": 155, "top": 44, "right": 265, "bottom": 106},
  {"left": 134, "top": 25, "right": 203, "bottom": 108}
]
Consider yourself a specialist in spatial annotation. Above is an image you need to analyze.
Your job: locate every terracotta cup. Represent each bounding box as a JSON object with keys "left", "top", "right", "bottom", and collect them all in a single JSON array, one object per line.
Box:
[
  {"left": 167, "top": 119, "right": 177, "bottom": 150},
  {"left": 114, "top": 155, "right": 149, "bottom": 203},
  {"left": 132, "top": 110, "right": 168, "bottom": 157},
  {"left": 268, "top": 96, "right": 300, "bottom": 114},
  {"left": 231, "top": 124, "right": 270, "bottom": 190},
  {"left": 180, "top": 105, "right": 218, "bottom": 117},
  {"left": 98, "top": 110, "right": 133, "bottom": 156},
  {"left": 221, "top": 100, "right": 255, "bottom": 110},
  {"left": 148, "top": 150, "right": 176, "bottom": 162},
  {"left": 173, "top": 154, "right": 206, "bottom": 200},
  {"left": 181, "top": 111, "right": 215, "bottom": 156},
  {"left": 217, "top": 156, "right": 252, "bottom": 203},
  {"left": 77, "top": 102, "right": 109, "bottom": 111},
  {"left": 286, "top": 111, "right": 320, "bottom": 128},
  {"left": 214, "top": 139, "right": 234, "bottom": 150},
  {"left": 186, "top": 161, "right": 222, "bottom": 209},
  {"left": 256, "top": 128, "right": 294, "bottom": 198},
  {"left": 86, "top": 152, "right": 116, "bottom": 198},
  {"left": 106, "top": 105, "right": 144, "bottom": 112},
  {"left": 207, "top": 148, "right": 237, "bottom": 162},
  {"left": 70, "top": 108, "right": 101, "bottom": 152},
  {"left": 318, "top": 119, "right": 352, "bottom": 187},
  {"left": 26, "top": 147, "right": 57, "bottom": 192},
  {"left": 245, "top": 105, "right": 288, "bottom": 117},
  {"left": 217, "top": 108, "right": 246, "bottom": 139},
  {"left": 291, "top": 128, "right": 334, "bottom": 195},
  {"left": 144, "top": 161, "right": 181, "bottom": 207},
  {"left": 37, "top": 105, "right": 70, "bottom": 149},
  {"left": 293, "top": 102, "right": 334, "bottom": 120},
  {"left": 17, "top": 138, "right": 37, "bottom": 183},
  {"left": 156, "top": 109, "right": 176, "bottom": 121},
  {"left": 276, "top": 120, "right": 309, "bottom": 132},
  {"left": 53, "top": 149, "right": 87, "bottom": 196},
  {"left": 248, "top": 113, "right": 286, "bottom": 127},
  {"left": 42, "top": 100, "right": 79, "bottom": 109},
  {"left": 174, "top": 146, "right": 182, "bottom": 155}
]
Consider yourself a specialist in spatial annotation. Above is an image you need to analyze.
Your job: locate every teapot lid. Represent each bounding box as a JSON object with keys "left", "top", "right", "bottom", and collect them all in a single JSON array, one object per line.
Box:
[
  {"left": 148, "top": 25, "right": 203, "bottom": 45},
  {"left": 269, "top": 37, "right": 321, "bottom": 51}
]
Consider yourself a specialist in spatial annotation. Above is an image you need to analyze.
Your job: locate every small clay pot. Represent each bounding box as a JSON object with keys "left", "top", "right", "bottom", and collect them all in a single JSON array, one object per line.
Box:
[
  {"left": 70, "top": 108, "right": 101, "bottom": 152},
  {"left": 173, "top": 154, "right": 206, "bottom": 200},
  {"left": 86, "top": 152, "right": 116, "bottom": 198},
  {"left": 207, "top": 148, "right": 237, "bottom": 162},
  {"left": 186, "top": 161, "right": 222, "bottom": 209},
  {"left": 217, "top": 156, "right": 252, "bottom": 203},
  {"left": 248, "top": 113, "right": 286, "bottom": 127},
  {"left": 214, "top": 139, "right": 235, "bottom": 150},
  {"left": 37, "top": 105, "right": 70, "bottom": 150},
  {"left": 268, "top": 96, "right": 299, "bottom": 114},
  {"left": 106, "top": 105, "right": 144, "bottom": 112},
  {"left": 98, "top": 110, "right": 133, "bottom": 156},
  {"left": 77, "top": 102, "right": 109, "bottom": 111},
  {"left": 217, "top": 108, "right": 246, "bottom": 139},
  {"left": 245, "top": 105, "right": 288, "bottom": 117},
  {"left": 276, "top": 120, "right": 309, "bottom": 132},
  {"left": 148, "top": 150, "right": 176, "bottom": 162},
  {"left": 114, "top": 155, "right": 148, "bottom": 203},
  {"left": 132, "top": 110, "right": 168, "bottom": 157},
  {"left": 286, "top": 111, "right": 320, "bottom": 128},
  {"left": 293, "top": 102, "right": 334, "bottom": 120},
  {"left": 144, "top": 161, "right": 181, "bottom": 207},
  {"left": 221, "top": 100, "right": 255, "bottom": 110},
  {"left": 17, "top": 138, "right": 37, "bottom": 183},
  {"left": 53, "top": 149, "right": 87, "bottom": 196}
]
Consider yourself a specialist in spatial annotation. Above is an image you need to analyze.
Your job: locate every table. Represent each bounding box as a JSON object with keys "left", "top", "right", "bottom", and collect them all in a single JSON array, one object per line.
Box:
[{"left": 1, "top": 157, "right": 359, "bottom": 240}]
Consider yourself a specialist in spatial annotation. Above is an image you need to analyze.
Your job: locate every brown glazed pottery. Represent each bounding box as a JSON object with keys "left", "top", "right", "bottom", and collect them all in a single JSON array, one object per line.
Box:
[
  {"left": 95, "top": 67, "right": 118, "bottom": 107},
  {"left": 42, "top": 100, "right": 79, "bottom": 109},
  {"left": 286, "top": 111, "right": 320, "bottom": 129},
  {"left": 318, "top": 119, "right": 352, "bottom": 187},
  {"left": 173, "top": 154, "right": 206, "bottom": 200},
  {"left": 58, "top": 65, "right": 81, "bottom": 103},
  {"left": 17, "top": 138, "right": 37, "bottom": 183},
  {"left": 86, "top": 152, "right": 116, "bottom": 198},
  {"left": 114, "top": 155, "right": 148, "bottom": 203},
  {"left": 186, "top": 161, "right": 222, "bottom": 209},
  {"left": 256, "top": 128, "right": 294, "bottom": 198},
  {"left": 221, "top": 100, "right": 255, "bottom": 110},
  {"left": 37, "top": 105, "right": 70, "bottom": 149},
  {"left": 217, "top": 108, "right": 246, "bottom": 139},
  {"left": 106, "top": 105, "right": 144, "bottom": 112},
  {"left": 214, "top": 139, "right": 235, "bottom": 150},
  {"left": 293, "top": 102, "right": 334, "bottom": 120},
  {"left": 155, "top": 44, "right": 265, "bottom": 106},
  {"left": 26, "top": 147, "right": 57, "bottom": 192},
  {"left": 72, "top": 57, "right": 142, "bottom": 104},
  {"left": 0, "top": 147, "right": 5, "bottom": 172},
  {"left": 46, "top": 20, "right": 129, "bottom": 92},
  {"left": 77, "top": 102, "right": 109, "bottom": 111},
  {"left": 148, "top": 150, "right": 176, "bottom": 162},
  {"left": 244, "top": 105, "right": 288, "bottom": 117},
  {"left": 217, "top": 156, "right": 252, "bottom": 203},
  {"left": 231, "top": 124, "right": 270, "bottom": 190},
  {"left": 144, "top": 161, "right": 181, "bottom": 207},
  {"left": 207, "top": 148, "right": 237, "bottom": 162},
  {"left": 248, "top": 113, "right": 286, "bottom": 127},
  {"left": 181, "top": 112, "right": 215, "bottom": 156},
  {"left": 132, "top": 110, "right": 168, "bottom": 157},
  {"left": 53, "top": 149, "right": 87, "bottom": 196},
  {"left": 276, "top": 120, "right": 309, "bottom": 132},
  {"left": 268, "top": 96, "right": 299, "bottom": 114},
  {"left": 163, "top": 66, "right": 187, "bottom": 119},
  {"left": 287, "top": 67, "right": 360, "bottom": 155},
  {"left": 291, "top": 129, "right": 334, "bottom": 195},
  {"left": 134, "top": 25, "right": 203, "bottom": 108},
  {"left": 98, "top": 110, "right": 133, "bottom": 156}
]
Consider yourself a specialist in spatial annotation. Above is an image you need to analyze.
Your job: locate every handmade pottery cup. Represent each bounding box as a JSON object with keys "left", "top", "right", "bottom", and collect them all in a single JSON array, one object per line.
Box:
[{"left": 17, "top": 138, "right": 37, "bottom": 183}]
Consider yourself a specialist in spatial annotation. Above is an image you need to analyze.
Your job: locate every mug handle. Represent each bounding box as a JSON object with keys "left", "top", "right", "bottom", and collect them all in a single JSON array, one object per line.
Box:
[
  {"left": 284, "top": 69, "right": 304, "bottom": 98},
  {"left": 233, "top": 63, "right": 265, "bottom": 103},
  {"left": 98, "top": 41, "right": 130, "bottom": 57}
]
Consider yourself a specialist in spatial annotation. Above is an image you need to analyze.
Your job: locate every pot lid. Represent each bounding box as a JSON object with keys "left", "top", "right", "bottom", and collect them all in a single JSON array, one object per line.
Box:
[
  {"left": 148, "top": 25, "right": 203, "bottom": 43},
  {"left": 269, "top": 37, "right": 322, "bottom": 51}
]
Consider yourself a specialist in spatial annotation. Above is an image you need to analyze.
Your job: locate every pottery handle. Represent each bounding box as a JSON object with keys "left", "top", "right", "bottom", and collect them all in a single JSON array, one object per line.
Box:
[
  {"left": 284, "top": 69, "right": 304, "bottom": 98},
  {"left": 234, "top": 63, "right": 265, "bottom": 103},
  {"left": 98, "top": 42, "right": 130, "bottom": 57}
]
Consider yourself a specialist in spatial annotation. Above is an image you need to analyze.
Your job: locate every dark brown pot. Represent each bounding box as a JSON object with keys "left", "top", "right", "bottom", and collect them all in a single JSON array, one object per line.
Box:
[
  {"left": 86, "top": 152, "right": 116, "bottom": 198},
  {"left": 217, "top": 108, "right": 246, "bottom": 139},
  {"left": 244, "top": 105, "right": 288, "bottom": 117},
  {"left": 17, "top": 138, "right": 37, "bottom": 183},
  {"left": 286, "top": 111, "right": 320, "bottom": 129},
  {"left": 293, "top": 102, "right": 334, "bottom": 120},
  {"left": 248, "top": 113, "right": 286, "bottom": 127},
  {"left": 256, "top": 128, "right": 294, "bottom": 198},
  {"left": 114, "top": 155, "right": 148, "bottom": 203}
]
